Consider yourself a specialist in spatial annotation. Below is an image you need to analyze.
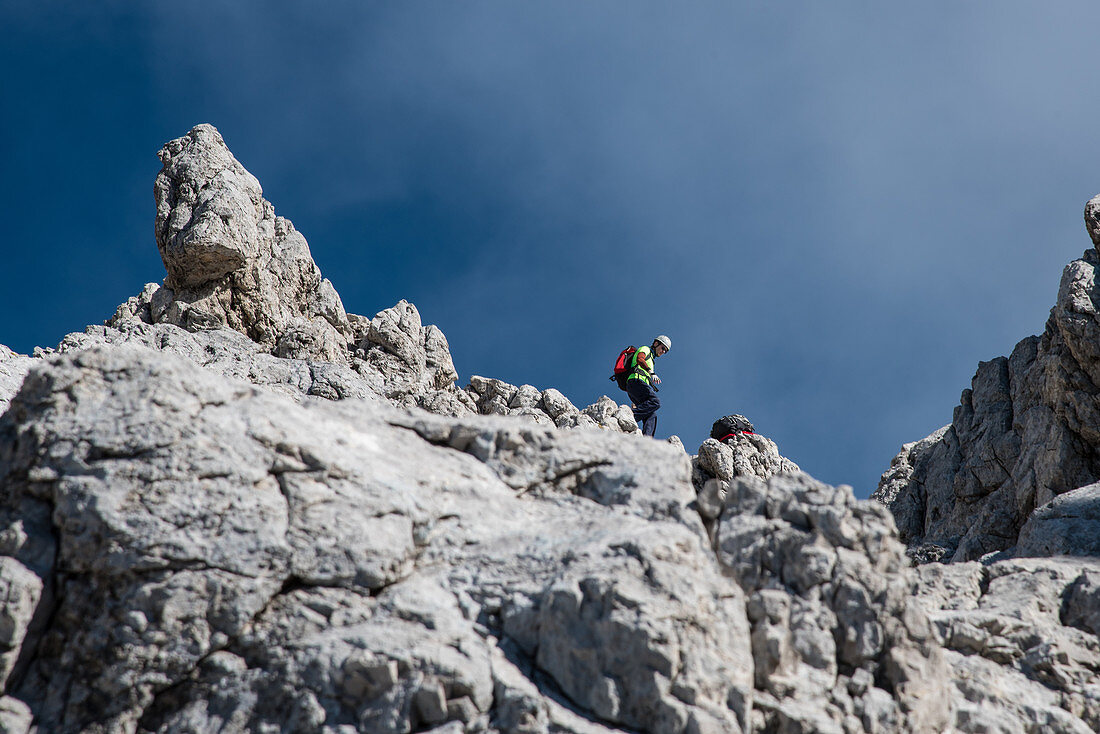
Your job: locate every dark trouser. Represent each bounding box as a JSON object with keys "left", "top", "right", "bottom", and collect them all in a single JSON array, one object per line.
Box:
[{"left": 626, "top": 378, "right": 661, "bottom": 437}]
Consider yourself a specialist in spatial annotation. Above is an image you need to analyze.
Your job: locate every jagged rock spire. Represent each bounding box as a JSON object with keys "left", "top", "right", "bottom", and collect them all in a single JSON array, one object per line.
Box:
[
  {"left": 875, "top": 195, "right": 1100, "bottom": 562},
  {"left": 151, "top": 124, "right": 352, "bottom": 362}
]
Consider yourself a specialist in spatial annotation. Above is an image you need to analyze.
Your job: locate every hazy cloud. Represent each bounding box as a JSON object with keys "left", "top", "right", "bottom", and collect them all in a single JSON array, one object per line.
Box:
[{"left": 3, "top": 2, "right": 1100, "bottom": 493}]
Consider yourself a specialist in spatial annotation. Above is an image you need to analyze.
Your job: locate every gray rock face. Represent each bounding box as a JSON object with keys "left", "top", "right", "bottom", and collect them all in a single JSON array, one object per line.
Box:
[
  {"left": 691, "top": 432, "right": 801, "bottom": 537},
  {"left": 0, "top": 346, "right": 32, "bottom": 417},
  {"left": 97, "top": 127, "right": 643, "bottom": 434},
  {"left": 1016, "top": 482, "right": 1100, "bottom": 557},
  {"left": 0, "top": 346, "right": 756, "bottom": 733},
  {"left": 0, "top": 696, "right": 32, "bottom": 734},
  {"left": 913, "top": 558, "right": 1100, "bottom": 733},
  {"left": 102, "top": 123, "right": 474, "bottom": 418},
  {"left": 5, "top": 343, "right": 1081, "bottom": 732},
  {"left": 465, "top": 377, "right": 642, "bottom": 436},
  {"left": 1, "top": 124, "right": 1097, "bottom": 732},
  {"left": 716, "top": 475, "right": 949, "bottom": 734},
  {"left": 874, "top": 201, "right": 1100, "bottom": 560},
  {"left": 59, "top": 318, "right": 385, "bottom": 404},
  {"left": 151, "top": 124, "right": 353, "bottom": 362},
  {"left": 863, "top": 199, "right": 1100, "bottom": 730}
]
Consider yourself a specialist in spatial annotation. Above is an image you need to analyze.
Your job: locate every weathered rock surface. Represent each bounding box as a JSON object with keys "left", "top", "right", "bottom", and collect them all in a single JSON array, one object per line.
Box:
[
  {"left": 102, "top": 123, "right": 650, "bottom": 436},
  {"left": 716, "top": 474, "right": 949, "bottom": 734},
  {"left": 7, "top": 343, "right": 1050, "bottom": 732},
  {"left": 94, "top": 125, "right": 644, "bottom": 435},
  {"left": 150, "top": 124, "right": 353, "bottom": 362},
  {"left": 56, "top": 318, "right": 384, "bottom": 405},
  {"left": 913, "top": 558, "right": 1100, "bottom": 732},
  {"left": 95, "top": 124, "right": 470, "bottom": 418},
  {"left": 874, "top": 197, "right": 1100, "bottom": 561},
  {"left": 0, "top": 346, "right": 751, "bottom": 733},
  {"left": 0, "top": 346, "right": 32, "bottom": 417},
  {"left": 465, "top": 376, "right": 639, "bottom": 436},
  {"left": 691, "top": 431, "right": 801, "bottom": 535},
  {"left": 1016, "top": 482, "right": 1100, "bottom": 557},
  {"left": 0, "top": 124, "right": 1096, "bottom": 732},
  {"left": 865, "top": 199, "right": 1100, "bottom": 730}
]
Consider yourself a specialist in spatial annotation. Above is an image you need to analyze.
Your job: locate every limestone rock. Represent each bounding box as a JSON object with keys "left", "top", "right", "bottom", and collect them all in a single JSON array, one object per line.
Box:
[
  {"left": 873, "top": 426, "right": 951, "bottom": 545},
  {"left": 102, "top": 290, "right": 468, "bottom": 417},
  {"left": 715, "top": 474, "right": 951, "bottom": 734},
  {"left": 0, "top": 696, "right": 32, "bottom": 734},
  {"left": 695, "top": 432, "right": 800, "bottom": 486},
  {"left": 466, "top": 377, "right": 637, "bottom": 434},
  {"left": 1084, "top": 192, "right": 1100, "bottom": 247},
  {"left": 0, "top": 345, "right": 752, "bottom": 733},
  {"left": 1016, "top": 482, "right": 1100, "bottom": 557},
  {"left": 1064, "top": 569, "right": 1100, "bottom": 635},
  {"left": 944, "top": 650, "right": 1093, "bottom": 734},
  {"left": 107, "top": 124, "right": 470, "bottom": 415},
  {"left": 914, "top": 558, "right": 1100, "bottom": 732},
  {"left": 690, "top": 428, "right": 801, "bottom": 541},
  {"left": 539, "top": 388, "right": 575, "bottom": 420},
  {"left": 468, "top": 375, "right": 521, "bottom": 416},
  {"left": 4, "top": 123, "right": 1098, "bottom": 733},
  {"left": 0, "top": 341, "right": 1092, "bottom": 731},
  {"left": 582, "top": 395, "right": 640, "bottom": 433},
  {"left": 53, "top": 318, "right": 384, "bottom": 405},
  {"left": 0, "top": 558, "right": 41, "bottom": 689},
  {"left": 874, "top": 202, "right": 1100, "bottom": 560},
  {"left": 356, "top": 300, "right": 473, "bottom": 415},
  {"left": 390, "top": 409, "right": 698, "bottom": 528},
  {"left": 150, "top": 124, "right": 352, "bottom": 362},
  {"left": 0, "top": 346, "right": 32, "bottom": 417},
  {"left": 103, "top": 126, "right": 652, "bottom": 433}
]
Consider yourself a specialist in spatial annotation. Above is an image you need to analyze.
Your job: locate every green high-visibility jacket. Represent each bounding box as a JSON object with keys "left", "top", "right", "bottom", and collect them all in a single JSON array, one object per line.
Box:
[{"left": 627, "top": 345, "right": 656, "bottom": 385}]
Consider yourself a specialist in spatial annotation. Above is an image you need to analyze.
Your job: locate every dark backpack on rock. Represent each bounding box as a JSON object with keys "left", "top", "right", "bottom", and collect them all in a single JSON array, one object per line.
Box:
[
  {"left": 711, "top": 414, "right": 755, "bottom": 441},
  {"left": 610, "top": 346, "right": 637, "bottom": 391}
]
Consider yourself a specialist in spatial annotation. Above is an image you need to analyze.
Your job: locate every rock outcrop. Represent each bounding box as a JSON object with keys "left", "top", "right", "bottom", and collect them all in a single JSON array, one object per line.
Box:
[
  {"left": 0, "top": 345, "right": 963, "bottom": 733},
  {"left": 867, "top": 198, "right": 1100, "bottom": 730},
  {"left": 0, "top": 124, "right": 1096, "bottom": 732},
  {"left": 150, "top": 124, "right": 353, "bottom": 363},
  {"left": 0, "top": 345, "right": 747, "bottom": 733},
  {"left": 691, "top": 432, "right": 801, "bottom": 539},
  {"left": 716, "top": 474, "right": 950, "bottom": 734},
  {"left": 874, "top": 196, "right": 1100, "bottom": 562},
  {"left": 98, "top": 125, "right": 640, "bottom": 432},
  {"left": 0, "top": 347, "right": 32, "bottom": 417},
  {"left": 913, "top": 557, "right": 1100, "bottom": 732}
]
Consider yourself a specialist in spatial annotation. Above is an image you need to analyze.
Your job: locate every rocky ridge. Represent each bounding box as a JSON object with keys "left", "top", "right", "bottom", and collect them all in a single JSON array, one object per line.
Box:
[
  {"left": 0, "top": 124, "right": 1094, "bottom": 732},
  {"left": 42, "top": 125, "right": 640, "bottom": 434},
  {"left": 873, "top": 196, "right": 1100, "bottom": 564}
]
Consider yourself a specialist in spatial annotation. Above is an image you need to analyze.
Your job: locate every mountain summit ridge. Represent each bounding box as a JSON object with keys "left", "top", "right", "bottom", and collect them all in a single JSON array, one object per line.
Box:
[{"left": 0, "top": 125, "right": 1094, "bottom": 733}]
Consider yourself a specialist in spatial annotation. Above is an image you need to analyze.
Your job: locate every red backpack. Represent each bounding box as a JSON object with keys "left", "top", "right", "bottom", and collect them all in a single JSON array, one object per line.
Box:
[{"left": 610, "top": 346, "right": 637, "bottom": 391}]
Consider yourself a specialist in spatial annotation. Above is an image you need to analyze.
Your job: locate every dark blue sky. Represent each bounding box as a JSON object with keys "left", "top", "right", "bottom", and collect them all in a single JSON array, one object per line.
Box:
[{"left": 3, "top": 3, "right": 1098, "bottom": 496}]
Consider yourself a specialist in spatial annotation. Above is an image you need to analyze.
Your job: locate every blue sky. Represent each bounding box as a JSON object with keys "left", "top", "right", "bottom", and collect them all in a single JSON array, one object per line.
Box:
[{"left": 3, "top": 2, "right": 1098, "bottom": 496}]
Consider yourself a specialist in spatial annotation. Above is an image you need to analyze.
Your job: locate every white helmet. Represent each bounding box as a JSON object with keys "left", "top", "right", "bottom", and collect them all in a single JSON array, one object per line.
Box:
[{"left": 655, "top": 335, "right": 671, "bottom": 351}]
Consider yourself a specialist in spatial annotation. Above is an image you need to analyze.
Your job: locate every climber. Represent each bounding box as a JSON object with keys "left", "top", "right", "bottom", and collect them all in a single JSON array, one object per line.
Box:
[{"left": 626, "top": 335, "right": 671, "bottom": 437}]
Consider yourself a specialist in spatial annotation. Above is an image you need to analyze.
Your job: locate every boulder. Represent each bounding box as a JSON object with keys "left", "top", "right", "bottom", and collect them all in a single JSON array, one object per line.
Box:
[
  {"left": 1016, "top": 483, "right": 1100, "bottom": 557},
  {"left": 691, "top": 427, "right": 801, "bottom": 541}
]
